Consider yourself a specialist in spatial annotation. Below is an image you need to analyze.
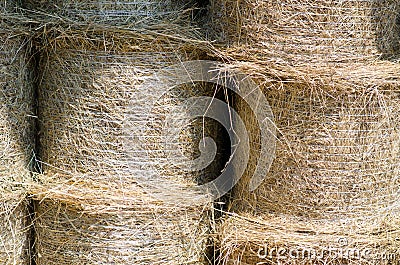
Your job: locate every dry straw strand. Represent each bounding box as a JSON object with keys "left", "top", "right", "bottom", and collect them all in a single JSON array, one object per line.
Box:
[{"left": 21, "top": 0, "right": 199, "bottom": 30}]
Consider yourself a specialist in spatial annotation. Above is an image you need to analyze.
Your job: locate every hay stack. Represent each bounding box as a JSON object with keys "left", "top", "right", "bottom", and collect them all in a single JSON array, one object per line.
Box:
[
  {"left": 0, "top": 31, "right": 34, "bottom": 265},
  {"left": 32, "top": 30, "right": 223, "bottom": 264},
  {"left": 217, "top": 82, "right": 400, "bottom": 264},
  {"left": 207, "top": 0, "right": 400, "bottom": 83}
]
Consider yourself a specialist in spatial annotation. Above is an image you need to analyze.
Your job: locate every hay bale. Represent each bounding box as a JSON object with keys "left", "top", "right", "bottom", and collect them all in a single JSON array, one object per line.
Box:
[
  {"left": 219, "top": 82, "right": 400, "bottom": 264},
  {"left": 0, "top": 0, "right": 16, "bottom": 13},
  {"left": 207, "top": 0, "right": 400, "bottom": 83},
  {"left": 0, "top": 196, "right": 31, "bottom": 265},
  {"left": 35, "top": 197, "right": 211, "bottom": 264},
  {"left": 22, "top": 0, "right": 196, "bottom": 28},
  {"left": 0, "top": 32, "right": 34, "bottom": 196},
  {"left": 209, "top": 0, "right": 400, "bottom": 63},
  {"left": 35, "top": 30, "right": 222, "bottom": 202},
  {"left": 33, "top": 30, "right": 224, "bottom": 264},
  {"left": 217, "top": 213, "right": 400, "bottom": 265}
]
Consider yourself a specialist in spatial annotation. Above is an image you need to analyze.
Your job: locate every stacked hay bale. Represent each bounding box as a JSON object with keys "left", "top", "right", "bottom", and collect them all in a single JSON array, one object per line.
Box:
[
  {"left": 22, "top": 0, "right": 195, "bottom": 27},
  {"left": 218, "top": 83, "right": 400, "bottom": 264},
  {"left": 0, "top": 18, "right": 35, "bottom": 265},
  {"left": 30, "top": 2, "right": 222, "bottom": 264},
  {"left": 207, "top": 1, "right": 400, "bottom": 264},
  {"left": 207, "top": 0, "right": 400, "bottom": 83}
]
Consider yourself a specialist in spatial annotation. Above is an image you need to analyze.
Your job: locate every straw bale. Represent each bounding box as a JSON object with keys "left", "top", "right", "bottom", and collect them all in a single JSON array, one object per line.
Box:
[
  {"left": 32, "top": 30, "right": 226, "bottom": 264},
  {"left": 217, "top": 82, "right": 400, "bottom": 264},
  {"left": 35, "top": 197, "right": 212, "bottom": 265},
  {"left": 34, "top": 30, "right": 222, "bottom": 203},
  {"left": 0, "top": 29, "right": 34, "bottom": 265},
  {"left": 217, "top": 213, "right": 400, "bottom": 265},
  {"left": 0, "top": 196, "right": 31, "bottom": 265},
  {"left": 234, "top": 83, "right": 400, "bottom": 217},
  {"left": 0, "top": 32, "right": 35, "bottom": 197},
  {"left": 207, "top": 0, "right": 400, "bottom": 83},
  {"left": 22, "top": 0, "right": 196, "bottom": 28}
]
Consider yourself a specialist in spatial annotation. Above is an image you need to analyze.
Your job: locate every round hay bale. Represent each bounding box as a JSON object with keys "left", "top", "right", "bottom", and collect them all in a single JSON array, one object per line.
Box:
[
  {"left": 0, "top": 31, "right": 35, "bottom": 196},
  {"left": 221, "top": 83, "right": 400, "bottom": 264},
  {"left": 23, "top": 0, "right": 196, "bottom": 28},
  {"left": 217, "top": 213, "right": 400, "bottom": 265},
  {"left": 33, "top": 30, "right": 226, "bottom": 264},
  {"left": 0, "top": 196, "right": 31, "bottom": 265},
  {"left": 35, "top": 30, "right": 223, "bottom": 203},
  {"left": 209, "top": 0, "right": 400, "bottom": 64},
  {"left": 35, "top": 197, "right": 211, "bottom": 264},
  {"left": 207, "top": 0, "right": 400, "bottom": 83}
]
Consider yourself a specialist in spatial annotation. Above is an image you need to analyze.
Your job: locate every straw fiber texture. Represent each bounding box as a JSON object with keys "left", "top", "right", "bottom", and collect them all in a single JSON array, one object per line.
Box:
[
  {"left": 207, "top": 0, "right": 400, "bottom": 84},
  {"left": 33, "top": 30, "right": 224, "bottom": 264},
  {"left": 0, "top": 8, "right": 35, "bottom": 263},
  {"left": 35, "top": 198, "right": 211, "bottom": 265},
  {"left": 216, "top": 82, "right": 400, "bottom": 264},
  {"left": 0, "top": 32, "right": 34, "bottom": 198},
  {"left": 0, "top": 197, "right": 31, "bottom": 265},
  {"left": 22, "top": 0, "right": 197, "bottom": 28},
  {"left": 35, "top": 30, "right": 222, "bottom": 204}
]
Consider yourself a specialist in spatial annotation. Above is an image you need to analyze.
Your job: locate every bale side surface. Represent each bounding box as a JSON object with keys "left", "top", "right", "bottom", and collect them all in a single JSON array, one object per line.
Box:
[
  {"left": 223, "top": 82, "right": 400, "bottom": 264},
  {"left": 208, "top": 0, "right": 400, "bottom": 64},
  {"left": 35, "top": 197, "right": 212, "bottom": 265},
  {"left": 206, "top": 0, "right": 400, "bottom": 85},
  {"left": 0, "top": 32, "right": 35, "bottom": 197},
  {"left": 22, "top": 0, "right": 197, "bottom": 28},
  {"left": 234, "top": 83, "right": 400, "bottom": 218},
  {"left": 0, "top": 196, "right": 31, "bottom": 265},
  {"left": 33, "top": 31, "right": 224, "bottom": 264},
  {"left": 216, "top": 213, "right": 400, "bottom": 265},
  {"left": 35, "top": 31, "right": 223, "bottom": 204}
]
